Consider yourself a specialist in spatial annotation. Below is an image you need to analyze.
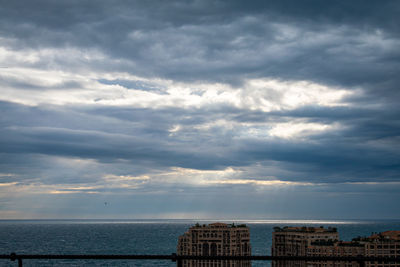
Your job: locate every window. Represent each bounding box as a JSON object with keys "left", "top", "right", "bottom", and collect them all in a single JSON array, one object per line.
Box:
[{"left": 203, "top": 243, "right": 209, "bottom": 256}]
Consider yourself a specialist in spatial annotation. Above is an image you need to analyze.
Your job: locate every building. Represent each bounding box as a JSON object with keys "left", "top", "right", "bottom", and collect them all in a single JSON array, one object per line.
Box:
[
  {"left": 307, "top": 240, "right": 364, "bottom": 267},
  {"left": 177, "top": 222, "right": 251, "bottom": 267},
  {"left": 360, "top": 231, "right": 400, "bottom": 267},
  {"left": 272, "top": 227, "right": 400, "bottom": 267},
  {"left": 272, "top": 226, "right": 339, "bottom": 267}
]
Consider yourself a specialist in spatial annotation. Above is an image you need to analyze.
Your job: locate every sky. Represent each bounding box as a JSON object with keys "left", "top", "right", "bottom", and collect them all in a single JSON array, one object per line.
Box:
[{"left": 0, "top": 0, "right": 399, "bottom": 220}]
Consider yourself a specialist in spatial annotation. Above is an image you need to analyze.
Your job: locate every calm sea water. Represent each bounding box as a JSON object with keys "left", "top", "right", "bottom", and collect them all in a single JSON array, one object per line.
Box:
[{"left": 1, "top": 219, "right": 400, "bottom": 266}]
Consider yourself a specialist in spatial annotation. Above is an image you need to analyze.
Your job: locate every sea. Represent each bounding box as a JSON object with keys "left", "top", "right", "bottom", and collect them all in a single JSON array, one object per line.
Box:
[{"left": 1, "top": 219, "right": 400, "bottom": 266}]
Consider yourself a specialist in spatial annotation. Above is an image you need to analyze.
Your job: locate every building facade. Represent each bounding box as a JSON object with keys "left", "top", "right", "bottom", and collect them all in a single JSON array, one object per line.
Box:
[
  {"left": 362, "top": 231, "right": 400, "bottom": 267},
  {"left": 272, "top": 227, "right": 400, "bottom": 267},
  {"left": 177, "top": 222, "right": 251, "bottom": 267},
  {"left": 272, "top": 226, "right": 340, "bottom": 267},
  {"left": 306, "top": 241, "right": 364, "bottom": 267}
]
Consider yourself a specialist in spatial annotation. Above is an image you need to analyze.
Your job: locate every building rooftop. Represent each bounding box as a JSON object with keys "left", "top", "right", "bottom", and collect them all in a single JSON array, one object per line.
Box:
[
  {"left": 273, "top": 226, "right": 337, "bottom": 233},
  {"left": 191, "top": 222, "right": 248, "bottom": 229},
  {"left": 369, "top": 231, "right": 400, "bottom": 241},
  {"left": 351, "top": 230, "right": 400, "bottom": 242},
  {"left": 310, "top": 240, "right": 363, "bottom": 247}
]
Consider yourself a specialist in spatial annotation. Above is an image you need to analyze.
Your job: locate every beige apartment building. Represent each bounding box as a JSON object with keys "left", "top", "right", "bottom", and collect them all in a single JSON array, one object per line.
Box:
[
  {"left": 307, "top": 241, "right": 364, "bottom": 267},
  {"left": 306, "top": 231, "right": 400, "bottom": 267},
  {"left": 177, "top": 222, "right": 251, "bottom": 267},
  {"left": 362, "top": 231, "right": 400, "bottom": 267},
  {"left": 272, "top": 227, "right": 400, "bottom": 267},
  {"left": 272, "top": 226, "right": 339, "bottom": 267}
]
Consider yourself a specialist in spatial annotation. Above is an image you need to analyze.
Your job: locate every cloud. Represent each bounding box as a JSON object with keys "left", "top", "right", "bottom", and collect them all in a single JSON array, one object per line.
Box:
[
  {"left": 0, "top": 97, "right": 398, "bottom": 184},
  {"left": 0, "top": 1, "right": 399, "bottom": 90},
  {"left": 206, "top": 179, "right": 316, "bottom": 187},
  {"left": 0, "top": 0, "right": 399, "bottom": 218}
]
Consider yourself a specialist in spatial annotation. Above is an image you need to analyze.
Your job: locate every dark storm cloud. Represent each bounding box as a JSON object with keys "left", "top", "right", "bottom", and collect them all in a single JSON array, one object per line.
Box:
[
  {"left": 0, "top": 0, "right": 399, "bottom": 94},
  {"left": 0, "top": 101, "right": 399, "bottom": 184},
  {"left": 0, "top": 102, "right": 235, "bottom": 172}
]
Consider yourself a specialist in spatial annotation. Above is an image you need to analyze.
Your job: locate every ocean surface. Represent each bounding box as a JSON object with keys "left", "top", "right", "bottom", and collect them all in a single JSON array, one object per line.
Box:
[{"left": 1, "top": 219, "right": 400, "bottom": 266}]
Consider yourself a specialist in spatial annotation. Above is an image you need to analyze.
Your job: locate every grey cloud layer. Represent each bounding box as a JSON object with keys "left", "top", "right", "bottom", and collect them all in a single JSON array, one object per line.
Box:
[
  {"left": 0, "top": 0, "right": 400, "bottom": 218},
  {"left": 1, "top": 0, "right": 399, "bottom": 93},
  {"left": 1, "top": 101, "right": 398, "bottom": 184}
]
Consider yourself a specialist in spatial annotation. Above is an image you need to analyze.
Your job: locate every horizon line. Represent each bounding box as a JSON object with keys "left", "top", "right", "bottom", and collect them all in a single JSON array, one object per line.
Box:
[{"left": 1, "top": 218, "right": 399, "bottom": 223}]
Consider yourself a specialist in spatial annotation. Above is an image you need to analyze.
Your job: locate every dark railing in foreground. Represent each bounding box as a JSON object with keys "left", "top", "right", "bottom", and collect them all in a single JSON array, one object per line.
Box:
[{"left": 1, "top": 253, "right": 400, "bottom": 267}]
